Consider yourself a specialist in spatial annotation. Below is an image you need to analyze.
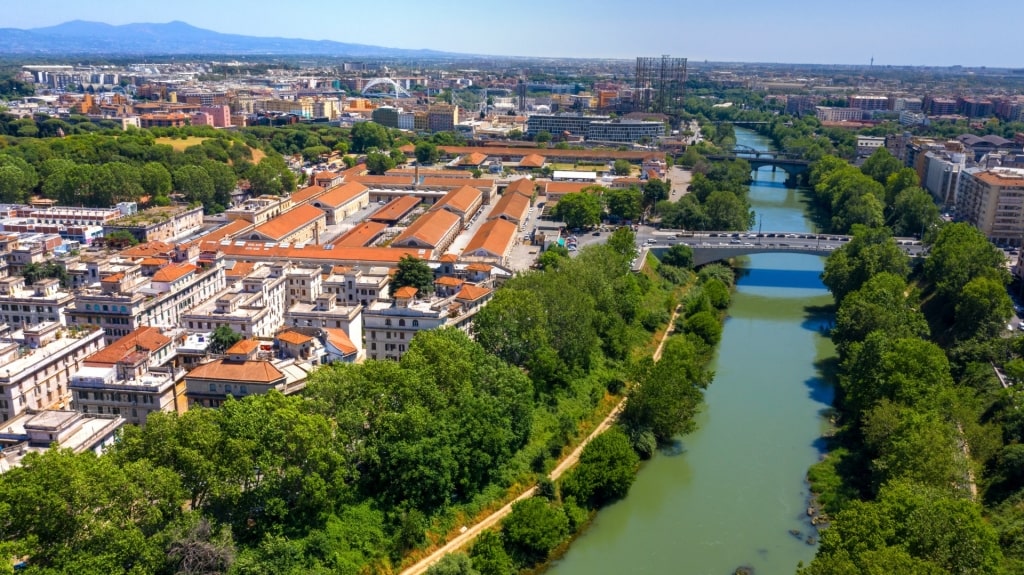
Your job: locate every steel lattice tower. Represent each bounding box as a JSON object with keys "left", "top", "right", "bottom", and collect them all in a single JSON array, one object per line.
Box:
[{"left": 635, "top": 55, "right": 687, "bottom": 114}]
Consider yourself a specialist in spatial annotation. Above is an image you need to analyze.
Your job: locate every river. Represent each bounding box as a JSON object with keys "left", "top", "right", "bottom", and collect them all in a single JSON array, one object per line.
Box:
[{"left": 546, "top": 128, "right": 835, "bottom": 575}]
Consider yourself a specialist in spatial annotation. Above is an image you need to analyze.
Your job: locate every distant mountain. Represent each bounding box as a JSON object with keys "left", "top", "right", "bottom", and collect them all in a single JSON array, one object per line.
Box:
[{"left": 0, "top": 20, "right": 464, "bottom": 58}]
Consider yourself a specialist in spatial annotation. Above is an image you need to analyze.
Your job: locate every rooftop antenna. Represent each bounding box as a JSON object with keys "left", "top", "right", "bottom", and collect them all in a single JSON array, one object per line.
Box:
[{"left": 870, "top": 56, "right": 874, "bottom": 67}]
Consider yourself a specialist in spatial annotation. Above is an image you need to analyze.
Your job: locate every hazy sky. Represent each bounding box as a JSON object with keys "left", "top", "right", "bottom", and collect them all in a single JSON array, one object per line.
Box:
[{"left": 4, "top": 0, "right": 1018, "bottom": 67}]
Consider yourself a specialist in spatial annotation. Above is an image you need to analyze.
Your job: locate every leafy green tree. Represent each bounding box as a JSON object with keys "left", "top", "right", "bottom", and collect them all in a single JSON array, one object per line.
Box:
[
  {"left": 955, "top": 276, "right": 1014, "bottom": 340},
  {"left": 891, "top": 186, "right": 941, "bottom": 238},
  {"left": 560, "top": 427, "right": 639, "bottom": 508},
  {"left": 611, "top": 159, "right": 631, "bottom": 176},
  {"left": 247, "top": 156, "right": 296, "bottom": 196},
  {"left": 535, "top": 130, "right": 552, "bottom": 144},
  {"left": 426, "top": 553, "right": 479, "bottom": 575},
  {"left": 704, "top": 190, "right": 753, "bottom": 230},
  {"left": 202, "top": 160, "right": 237, "bottom": 210},
  {"left": 553, "top": 192, "right": 603, "bottom": 229},
  {"left": 174, "top": 164, "right": 215, "bottom": 205},
  {"left": 684, "top": 310, "right": 722, "bottom": 347},
  {"left": 301, "top": 145, "right": 331, "bottom": 163},
  {"left": 822, "top": 225, "right": 910, "bottom": 302},
  {"left": 501, "top": 497, "right": 569, "bottom": 567},
  {"left": 621, "top": 336, "right": 710, "bottom": 444},
  {"left": 924, "top": 222, "right": 1008, "bottom": 302},
  {"left": 366, "top": 150, "right": 397, "bottom": 175},
  {"left": 885, "top": 167, "right": 921, "bottom": 205},
  {"left": 660, "top": 244, "right": 693, "bottom": 269},
  {"left": 391, "top": 255, "right": 435, "bottom": 297},
  {"left": 536, "top": 246, "right": 568, "bottom": 271},
  {"left": 702, "top": 278, "right": 731, "bottom": 309},
  {"left": 470, "top": 530, "right": 513, "bottom": 575},
  {"left": 605, "top": 187, "right": 643, "bottom": 221},
  {"left": 140, "top": 161, "right": 173, "bottom": 198},
  {"left": 208, "top": 324, "right": 242, "bottom": 354},
  {"left": 472, "top": 288, "right": 550, "bottom": 367},
  {"left": 606, "top": 226, "right": 637, "bottom": 260},
  {"left": 351, "top": 121, "right": 393, "bottom": 153},
  {"left": 102, "top": 230, "right": 139, "bottom": 248},
  {"left": 415, "top": 141, "right": 442, "bottom": 164},
  {"left": 643, "top": 178, "right": 670, "bottom": 209},
  {"left": 832, "top": 273, "right": 928, "bottom": 359},
  {"left": 841, "top": 333, "right": 952, "bottom": 417},
  {"left": 860, "top": 147, "right": 903, "bottom": 185}
]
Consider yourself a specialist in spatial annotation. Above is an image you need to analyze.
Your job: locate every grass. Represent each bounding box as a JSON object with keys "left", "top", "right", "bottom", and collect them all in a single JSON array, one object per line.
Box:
[{"left": 154, "top": 136, "right": 209, "bottom": 151}]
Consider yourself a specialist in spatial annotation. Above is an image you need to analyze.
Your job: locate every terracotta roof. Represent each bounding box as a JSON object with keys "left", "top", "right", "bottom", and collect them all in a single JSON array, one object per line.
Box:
[
  {"left": 466, "top": 262, "right": 492, "bottom": 272},
  {"left": 462, "top": 218, "right": 517, "bottom": 258},
  {"left": 335, "top": 221, "right": 387, "bottom": 247},
  {"left": 351, "top": 175, "right": 415, "bottom": 187},
  {"left": 435, "top": 145, "right": 656, "bottom": 161},
  {"left": 101, "top": 272, "right": 125, "bottom": 283},
  {"left": 460, "top": 152, "right": 488, "bottom": 166},
  {"left": 119, "top": 241, "right": 174, "bottom": 258},
  {"left": 456, "top": 284, "right": 492, "bottom": 302},
  {"left": 290, "top": 184, "right": 327, "bottom": 204},
  {"left": 387, "top": 168, "right": 469, "bottom": 179},
  {"left": 505, "top": 178, "right": 536, "bottom": 196},
  {"left": 439, "top": 253, "right": 459, "bottom": 263},
  {"left": 152, "top": 263, "right": 196, "bottom": 283},
  {"left": 331, "top": 265, "right": 353, "bottom": 275},
  {"left": 393, "top": 209, "right": 461, "bottom": 249},
  {"left": 488, "top": 189, "right": 531, "bottom": 222},
  {"left": 324, "top": 328, "right": 357, "bottom": 355},
  {"left": 518, "top": 153, "right": 545, "bottom": 168},
  {"left": 139, "top": 257, "right": 170, "bottom": 266},
  {"left": 85, "top": 326, "right": 171, "bottom": 366},
  {"left": 187, "top": 359, "right": 285, "bottom": 385},
  {"left": 225, "top": 261, "right": 256, "bottom": 280},
  {"left": 198, "top": 240, "right": 426, "bottom": 265},
  {"left": 313, "top": 181, "right": 368, "bottom": 209},
  {"left": 431, "top": 185, "right": 482, "bottom": 216},
  {"left": 368, "top": 195, "right": 421, "bottom": 223},
  {"left": 252, "top": 204, "right": 325, "bottom": 242},
  {"left": 394, "top": 286, "right": 418, "bottom": 299},
  {"left": 196, "top": 219, "right": 253, "bottom": 244},
  {"left": 312, "top": 170, "right": 337, "bottom": 181},
  {"left": 226, "top": 339, "right": 260, "bottom": 355},
  {"left": 420, "top": 177, "right": 493, "bottom": 190},
  {"left": 975, "top": 170, "right": 1024, "bottom": 187},
  {"left": 544, "top": 181, "right": 593, "bottom": 196},
  {"left": 277, "top": 330, "right": 314, "bottom": 345},
  {"left": 435, "top": 276, "right": 464, "bottom": 287}
]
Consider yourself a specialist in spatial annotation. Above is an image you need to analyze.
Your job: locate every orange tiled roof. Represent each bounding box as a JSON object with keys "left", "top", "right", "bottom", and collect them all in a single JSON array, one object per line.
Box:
[
  {"left": 119, "top": 241, "right": 175, "bottom": 258},
  {"left": 314, "top": 181, "right": 368, "bottom": 208},
  {"left": 198, "top": 240, "right": 426, "bottom": 265},
  {"left": 152, "top": 263, "right": 196, "bottom": 283},
  {"left": 420, "top": 177, "right": 493, "bottom": 190},
  {"left": 434, "top": 145, "right": 656, "bottom": 161},
  {"left": 324, "top": 328, "right": 357, "bottom": 355},
  {"left": 435, "top": 276, "right": 464, "bottom": 287},
  {"left": 85, "top": 326, "right": 171, "bottom": 366},
  {"left": 393, "top": 209, "right": 461, "bottom": 249},
  {"left": 439, "top": 253, "right": 458, "bottom": 263},
  {"left": 351, "top": 175, "right": 415, "bottom": 187},
  {"left": 101, "top": 272, "right": 125, "bottom": 283},
  {"left": 456, "top": 284, "right": 492, "bottom": 301},
  {"left": 544, "top": 181, "right": 593, "bottom": 195},
  {"left": 290, "top": 184, "right": 327, "bottom": 204},
  {"left": 139, "top": 257, "right": 170, "bottom": 266},
  {"left": 976, "top": 170, "right": 1024, "bottom": 187},
  {"left": 277, "top": 330, "right": 314, "bottom": 345},
  {"left": 488, "top": 189, "right": 531, "bottom": 222},
  {"left": 394, "top": 286, "right": 418, "bottom": 299},
  {"left": 225, "top": 261, "right": 256, "bottom": 280},
  {"left": 466, "top": 262, "right": 492, "bottom": 272},
  {"left": 252, "top": 204, "right": 325, "bottom": 242},
  {"left": 460, "top": 152, "right": 488, "bottom": 166},
  {"left": 518, "top": 153, "right": 545, "bottom": 168},
  {"left": 187, "top": 358, "right": 284, "bottom": 385},
  {"left": 195, "top": 219, "right": 253, "bottom": 244},
  {"left": 369, "top": 195, "right": 420, "bottom": 223},
  {"left": 335, "top": 221, "right": 387, "bottom": 247},
  {"left": 226, "top": 339, "right": 260, "bottom": 355},
  {"left": 463, "top": 219, "right": 517, "bottom": 258},
  {"left": 431, "top": 185, "right": 482, "bottom": 215},
  {"left": 505, "top": 178, "right": 536, "bottom": 196}
]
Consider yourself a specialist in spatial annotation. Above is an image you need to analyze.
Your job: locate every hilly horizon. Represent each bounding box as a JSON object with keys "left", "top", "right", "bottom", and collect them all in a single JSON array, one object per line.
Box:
[{"left": 0, "top": 20, "right": 469, "bottom": 58}]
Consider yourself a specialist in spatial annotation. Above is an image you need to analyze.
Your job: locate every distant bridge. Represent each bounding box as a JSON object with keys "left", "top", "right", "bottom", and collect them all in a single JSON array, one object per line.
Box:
[
  {"left": 712, "top": 120, "right": 771, "bottom": 126},
  {"left": 643, "top": 232, "right": 925, "bottom": 266},
  {"left": 704, "top": 148, "right": 812, "bottom": 187},
  {"left": 361, "top": 78, "right": 411, "bottom": 98}
]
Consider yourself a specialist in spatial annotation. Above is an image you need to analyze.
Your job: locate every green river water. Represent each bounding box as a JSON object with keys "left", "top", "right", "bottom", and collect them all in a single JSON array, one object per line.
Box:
[{"left": 546, "top": 128, "right": 836, "bottom": 575}]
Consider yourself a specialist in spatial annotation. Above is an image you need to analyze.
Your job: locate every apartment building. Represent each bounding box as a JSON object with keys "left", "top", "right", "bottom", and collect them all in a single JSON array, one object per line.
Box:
[
  {"left": 322, "top": 266, "right": 391, "bottom": 307},
  {"left": 284, "top": 294, "right": 363, "bottom": 358},
  {"left": 103, "top": 205, "right": 204, "bottom": 244},
  {"left": 956, "top": 167, "right": 1024, "bottom": 245},
  {"left": 224, "top": 195, "right": 292, "bottom": 226},
  {"left": 0, "top": 277, "right": 74, "bottom": 326},
  {"left": 427, "top": 104, "right": 459, "bottom": 133},
  {"left": 815, "top": 107, "right": 864, "bottom": 122},
  {"left": 0, "top": 322, "right": 105, "bottom": 423},
  {"left": 363, "top": 283, "right": 492, "bottom": 361},
  {"left": 184, "top": 339, "right": 312, "bottom": 408},
  {"left": 70, "top": 326, "right": 186, "bottom": 425},
  {"left": 0, "top": 410, "right": 124, "bottom": 474},
  {"left": 181, "top": 263, "right": 288, "bottom": 339}
]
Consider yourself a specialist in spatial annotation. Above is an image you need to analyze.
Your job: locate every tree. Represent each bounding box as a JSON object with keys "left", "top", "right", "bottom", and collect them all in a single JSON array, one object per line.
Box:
[
  {"left": 560, "top": 427, "right": 639, "bottom": 508},
  {"left": 426, "top": 553, "right": 479, "bottom": 575},
  {"left": 202, "top": 160, "right": 237, "bottom": 210},
  {"left": 643, "top": 178, "right": 670, "bottom": 209},
  {"left": 301, "top": 145, "right": 331, "bottom": 163},
  {"left": 684, "top": 310, "right": 722, "bottom": 347},
  {"left": 174, "top": 165, "right": 215, "bottom": 205},
  {"left": 208, "top": 324, "right": 242, "bottom": 354},
  {"left": 366, "top": 151, "right": 396, "bottom": 175},
  {"left": 704, "top": 190, "right": 753, "bottom": 230},
  {"left": 103, "top": 230, "right": 140, "bottom": 248},
  {"left": 472, "top": 289, "right": 550, "bottom": 367},
  {"left": 351, "top": 121, "right": 393, "bottom": 153},
  {"left": 660, "top": 244, "right": 693, "bottom": 269},
  {"left": 247, "top": 156, "right": 295, "bottom": 196},
  {"left": 606, "top": 226, "right": 637, "bottom": 260},
  {"left": 140, "top": 161, "right": 173, "bottom": 198},
  {"left": 500, "top": 497, "right": 569, "bottom": 567},
  {"left": 604, "top": 187, "right": 643, "bottom": 221},
  {"left": 924, "top": 222, "right": 1008, "bottom": 302},
  {"left": 470, "top": 530, "right": 513, "bottom": 575},
  {"left": 955, "top": 276, "right": 1014, "bottom": 340},
  {"left": 832, "top": 273, "right": 928, "bottom": 360},
  {"left": 535, "top": 130, "right": 552, "bottom": 144},
  {"left": 612, "top": 159, "right": 631, "bottom": 176},
  {"left": 861, "top": 147, "right": 903, "bottom": 185},
  {"left": 553, "top": 192, "right": 603, "bottom": 229},
  {"left": 891, "top": 186, "right": 941, "bottom": 238},
  {"left": 822, "top": 225, "right": 910, "bottom": 302},
  {"left": 391, "top": 255, "right": 434, "bottom": 297},
  {"left": 415, "top": 141, "right": 442, "bottom": 164},
  {"left": 621, "top": 336, "right": 710, "bottom": 444}
]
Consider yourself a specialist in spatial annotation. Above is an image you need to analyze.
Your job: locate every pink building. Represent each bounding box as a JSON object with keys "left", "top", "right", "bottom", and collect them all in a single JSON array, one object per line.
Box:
[
  {"left": 200, "top": 105, "right": 232, "bottom": 128},
  {"left": 190, "top": 112, "right": 213, "bottom": 126}
]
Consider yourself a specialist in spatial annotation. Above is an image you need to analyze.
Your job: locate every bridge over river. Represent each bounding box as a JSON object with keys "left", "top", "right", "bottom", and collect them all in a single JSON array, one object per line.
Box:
[
  {"left": 636, "top": 231, "right": 926, "bottom": 266},
  {"left": 704, "top": 146, "right": 812, "bottom": 187}
]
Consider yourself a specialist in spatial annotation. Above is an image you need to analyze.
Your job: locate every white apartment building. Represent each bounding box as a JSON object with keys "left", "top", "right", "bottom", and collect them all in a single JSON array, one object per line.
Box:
[
  {"left": 181, "top": 263, "right": 288, "bottom": 339},
  {"left": 956, "top": 167, "right": 1024, "bottom": 245},
  {"left": 0, "top": 277, "right": 74, "bottom": 326}
]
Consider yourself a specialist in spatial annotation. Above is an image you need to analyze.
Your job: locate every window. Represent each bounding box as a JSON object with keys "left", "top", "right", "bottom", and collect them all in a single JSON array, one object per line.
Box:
[
  {"left": 209, "top": 383, "right": 217, "bottom": 392},
  {"left": 240, "top": 385, "right": 247, "bottom": 394},
  {"left": 412, "top": 320, "right": 419, "bottom": 327},
  {"left": 399, "top": 319, "right": 406, "bottom": 327},
  {"left": 224, "top": 385, "right": 232, "bottom": 394}
]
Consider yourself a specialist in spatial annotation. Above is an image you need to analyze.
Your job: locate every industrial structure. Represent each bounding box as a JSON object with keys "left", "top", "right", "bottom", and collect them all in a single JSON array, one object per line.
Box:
[{"left": 635, "top": 55, "right": 687, "bottom": 115}]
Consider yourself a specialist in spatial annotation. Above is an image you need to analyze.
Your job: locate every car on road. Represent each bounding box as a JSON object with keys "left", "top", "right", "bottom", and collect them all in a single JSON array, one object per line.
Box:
[{"left": 592, "top": 231, "right": 601, "bottom": 236}]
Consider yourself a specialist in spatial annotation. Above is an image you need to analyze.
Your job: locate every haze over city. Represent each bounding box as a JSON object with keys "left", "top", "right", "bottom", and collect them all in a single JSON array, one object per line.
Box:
[{"left": 3, "top": 0, "right": 1019, "bottom": 67}]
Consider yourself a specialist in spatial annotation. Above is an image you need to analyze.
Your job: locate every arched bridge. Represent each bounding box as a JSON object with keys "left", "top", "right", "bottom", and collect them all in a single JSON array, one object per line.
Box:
[
  {"left": 704, "top": 149, "right": 812, "bottom": 188},
  {"left": 642, "top": 232, "right": 926, "bottom": 266},
  {"left": 361, "top": 78, "right": 411, "bottom": 98}
]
